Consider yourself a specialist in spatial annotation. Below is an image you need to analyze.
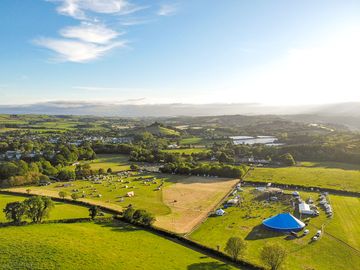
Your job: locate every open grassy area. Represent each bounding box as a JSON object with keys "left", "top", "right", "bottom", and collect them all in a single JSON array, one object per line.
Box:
[
  {"left": 180, "top": 137, "right": 204, "bottom": 145},
  {"left": 189, "top": 187, "right": 360, "bottom": 270},
  {"left": 0, "top": 221, "right": 238, "bottom": 270},
  {"left": 0, "top": 193, "right": 91, "bottom": 222},
  {"left": 82, "top": 154, "right": 131, "bottom": 172},
  {"left": 246, "top": 162, "right": 360, "bottom": 193},
  {"left": 5, "top": 174, "right": 238, "bottom": 234}
]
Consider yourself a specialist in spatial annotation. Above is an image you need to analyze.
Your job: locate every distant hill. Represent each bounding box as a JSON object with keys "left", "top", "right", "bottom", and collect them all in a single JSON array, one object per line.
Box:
[
  {"left": 0, "top": 101, "right": 359, "bottom": 129},
  {"left": 133, "top": 122, "right": 180, "bottom": 137}
]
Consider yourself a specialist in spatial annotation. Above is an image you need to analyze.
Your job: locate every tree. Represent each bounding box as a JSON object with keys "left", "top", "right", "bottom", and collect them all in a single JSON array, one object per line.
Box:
[
  {"left": 58, "top": 191, "right": 68, "bottom": 199},
  {"left": 57, "top": 168, "right": 76, "bottom": 181},
  {"left": 23, "top": 196, "right": 54, "bottom": 223},
  {"left": 26, "top": 188, "right": 31, "bottom": 194},
  {"left": 71, "top": 193, "right": 80, "bottom": 201},
  {"left": 89, "top": 205, "right": 99, "bottom": 220},
  {"left": 107, "top": 168, "right": 113, "bottom": 174},
  {"left": 130, "top": 164, "right": 139, "bottom": 171},
  {"left": 141, "top": 211, "right": 156, "bottom": 226},
  {"left": 3, "top": 201, "right": 26, "bottom": 224},
  {"left": 123, "top": 206, "right": 135, "bottom": 222},
  {"left": 133, "top": 209, "right": 147, "bottom": 223},
  {"left": 279, "top": 153, "right": 295, "bottom": 166},
  {"left": 260, "top": 243, "right": 287, "bottom": 270},
  {"left": 98, "top": 168, "right": 105, "bottom": 175},
  {"left": 224, "top": 237, "right": 247, "bottom": 261}
]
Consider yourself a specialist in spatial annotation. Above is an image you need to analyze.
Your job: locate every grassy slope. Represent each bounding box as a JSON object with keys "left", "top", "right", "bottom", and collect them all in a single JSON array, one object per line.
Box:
[
  {"left": 189, "top": 188, "right": 360, "bottom": 270},
  {"left": 0, "top": 194, "right": 90, "bottom": 222},
  {"left": 180, "top": 137, "right": 203, "bottom": 145},
  {"left": 0, "top": 222, "right": 237, "bottom": 270},
  {"left": 246, "top": 162, "right": 360, "bottom": 192},
  {"left": 82, "top": 154, "right": 131, "bottom": 172}
]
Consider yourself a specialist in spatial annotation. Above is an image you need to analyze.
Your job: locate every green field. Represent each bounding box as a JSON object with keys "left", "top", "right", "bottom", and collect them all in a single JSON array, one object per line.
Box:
[
  {"left": 180, "top": 137, "right": 204, "bottom": 145},
  {"left": 246, "top": 162, "right": 360, "bottom": 192},
  {"left": 0, "top": 193, "right": 91, "bottom": 222},
  {"left": 83, "top": 154, "right": 131, "bottom": 172},
  {"left": 189, "top": 188, "right": 360, "bottom": 270},
  {"left": 0, "top": 221, "right": 238, "bottom": 270},
  {"left": 8, "top": 173, "right": 172, "bottom": 216}
]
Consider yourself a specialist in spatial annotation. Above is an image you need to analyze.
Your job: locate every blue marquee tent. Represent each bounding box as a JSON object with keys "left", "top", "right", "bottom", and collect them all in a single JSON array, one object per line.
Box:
[{"left": 262, "top": 213, "right": 305, "bottom": 232}]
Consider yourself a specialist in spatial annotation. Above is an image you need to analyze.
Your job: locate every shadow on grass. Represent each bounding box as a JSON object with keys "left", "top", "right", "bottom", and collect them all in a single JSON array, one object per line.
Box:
[
  {"left": 300, "top": 162, "right": 360, "bottom": 171},
  {"left": 98, "top": 221, "right": 139, "bottom": 232},
  {"left": 245, "top": 225, "right": 283, "bottom": 240},
  {"left": 187, "top": 262, "right": 233, "bottom": 270}
]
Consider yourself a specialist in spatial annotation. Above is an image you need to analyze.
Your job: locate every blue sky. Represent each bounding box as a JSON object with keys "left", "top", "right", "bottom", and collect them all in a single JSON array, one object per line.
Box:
[{"left": 1, "top": 0, "right": 360, "bottom": 105}]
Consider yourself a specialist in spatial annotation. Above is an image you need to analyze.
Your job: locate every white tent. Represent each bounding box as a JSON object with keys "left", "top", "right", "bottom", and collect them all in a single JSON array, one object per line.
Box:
[
  {"left": 215, "top": 209, "right": 225, "bottom": 216},
  {"left": 299, "top": 202, "right": 314, "bottom": 215}
]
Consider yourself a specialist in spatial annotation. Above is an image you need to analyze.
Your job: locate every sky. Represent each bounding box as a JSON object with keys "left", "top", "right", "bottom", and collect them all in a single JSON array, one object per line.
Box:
[{"left": 1, "top": 0, "right": 360, "bottom": 106}]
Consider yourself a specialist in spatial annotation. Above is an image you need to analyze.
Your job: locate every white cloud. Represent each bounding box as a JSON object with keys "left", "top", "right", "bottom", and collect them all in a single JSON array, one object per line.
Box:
[
  {"left": 38, "top": 0, "right": 175, "bottom": 62},
  {"left": 55, "top": 0, "right": 130, "bottom": 18},
  {"left": 157, "top": 3, "right": 178, "bottom": 16},
  {"left": 34, "top": 38, "right": 125, "bottom": 62},
  {"left": 60, "top": 23, "right": 121, "bottom": 44}
]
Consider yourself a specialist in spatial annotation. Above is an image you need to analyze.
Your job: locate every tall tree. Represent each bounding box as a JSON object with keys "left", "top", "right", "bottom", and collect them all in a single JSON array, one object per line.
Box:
[
  {"left": 224, "top": 237, "right": 247, "bottom": 261},
  {"left": 260, "top": 243, "right": 287, "bottom": 270},
  {"left": 3, "top": 201, "right": 26, "bottom": 224},
  {"left": 23, "top": 196, "right": 54, "bottom": 223}
]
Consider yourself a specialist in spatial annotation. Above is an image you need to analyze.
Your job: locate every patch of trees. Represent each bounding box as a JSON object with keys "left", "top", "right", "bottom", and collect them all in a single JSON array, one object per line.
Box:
[
  {"left": 123, "top": 206, "right": 156, "bottom": 226},
  {"left": 160, "top": 162, "right": 246, "bottom": 178},
  {"left": 3, "top": 196, "right": 54, "bottom": 224}
]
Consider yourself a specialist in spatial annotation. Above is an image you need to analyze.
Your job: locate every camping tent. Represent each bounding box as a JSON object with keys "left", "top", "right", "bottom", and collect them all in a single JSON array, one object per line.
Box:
[
  {"left": 215, "top": 209, "right": 225, "bottom": 216},
  {"left": 262, "top": 213, "right": 305, "bottom": 232},
  {"left": 299, "top": 202, "right": 314, "bottom": 215}
]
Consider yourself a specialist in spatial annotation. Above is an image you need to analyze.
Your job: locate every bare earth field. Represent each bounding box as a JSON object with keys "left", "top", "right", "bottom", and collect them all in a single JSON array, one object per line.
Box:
[{"left": 156, "top": 176, "right": 239, "bottom": 234}]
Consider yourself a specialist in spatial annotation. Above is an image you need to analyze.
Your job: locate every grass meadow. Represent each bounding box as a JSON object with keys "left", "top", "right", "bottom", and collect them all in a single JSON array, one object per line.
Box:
[
  {"left": 246, "top": 161, "right": 360, "bottom": 192},
  {"left": 0, "top": 221, "right": 238, "bottom": 270},
  {"left": 0, "top": 193, "right": 91, "bottom": 222}
]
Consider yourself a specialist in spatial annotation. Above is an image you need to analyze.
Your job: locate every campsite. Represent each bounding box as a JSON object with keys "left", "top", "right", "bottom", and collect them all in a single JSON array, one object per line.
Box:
[
  {"left": 189, "top": 186, "right": 360, "bottom": 269},
  {"left": 5, "top": 169, "right": 239, "bottom": 233}
]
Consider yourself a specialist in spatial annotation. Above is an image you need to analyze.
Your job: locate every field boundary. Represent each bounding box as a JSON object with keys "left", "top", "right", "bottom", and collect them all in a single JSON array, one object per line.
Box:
[
  {"left": 0, "top": 189, "right": 263, "bottom": 270},
  {"left": 183, "top": 178, "right": 242, "bottom": 237},
  {"left": 242, "top": 180, "right": 360, "bottom": 198}
]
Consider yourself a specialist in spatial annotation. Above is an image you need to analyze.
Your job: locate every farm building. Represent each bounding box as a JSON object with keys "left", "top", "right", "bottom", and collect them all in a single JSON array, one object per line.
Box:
[{"left": 262, "top": 213, "right": 305, "bottom": 232}]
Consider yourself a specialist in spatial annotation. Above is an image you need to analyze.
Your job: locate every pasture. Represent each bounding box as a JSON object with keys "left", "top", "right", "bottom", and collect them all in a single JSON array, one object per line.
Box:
[
  {"left": 5, "top": 174, "right": 239, "bottom": 234},
  {"left": 189, "top": 187, "right": 360, "bottom": 270},
  {"left": 82, "top": 154, "right": 131, "bottom": 172},
  {"left": 0, "top": 221, "right": 237, "bottom": 270},
  {"left": 0, "top": 193, "right": 91, "bottom": 222},
  {"left": 246, "top": 162, "right": 360, "bottom": 193},
  {"left": 180, "top": 137, "right": 204, "bottom": 145}
]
